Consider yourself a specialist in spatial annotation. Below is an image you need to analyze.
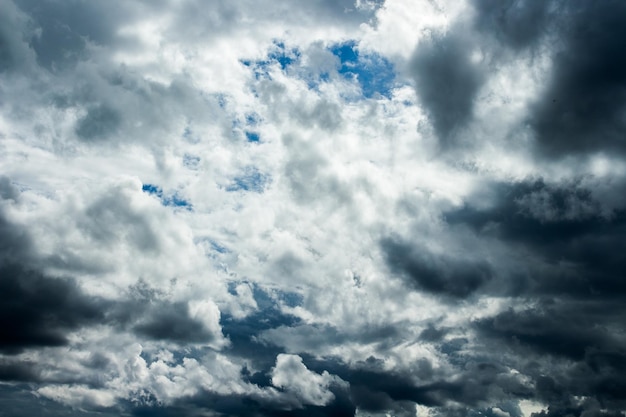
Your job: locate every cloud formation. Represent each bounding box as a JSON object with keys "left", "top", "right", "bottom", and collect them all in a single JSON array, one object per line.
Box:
[{"left": 1, "top": 0, "right": 625, "bottom": 416}]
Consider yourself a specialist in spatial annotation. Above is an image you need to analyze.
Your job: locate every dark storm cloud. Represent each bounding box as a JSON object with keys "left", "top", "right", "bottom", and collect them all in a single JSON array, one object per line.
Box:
[
  {"left": 0, "top": 199, "right": 216, "bottom": 354},
  {"left": 0, "top": 360, "right": 40, "bottom": 382},
  {"left": 528, "top": 0, "right": 626, "bottom": 156},
  {"left": 409, "top": 30, "right": 485, "bottom": 146},
  {"left": 414, "top": 0, "right": 626, "bottom": 156},
  {"left": 355, "top": 320, "right": 624, "bottom": 417},
  {"left": 443, "top": 177, "right": 626, "bottom": 415},
  {"left": 380, "top": 236, "right": 492, "bottom": 299},
  {"left": 474, "top": 300, "right": 626, "bottom": 414},
  {"left": 472, "top": 0, "right": 551, "bottom": 50},
  {"left": 133, "top": 302, "right": 215, "bottom": 343},
  {"left": 445, "top": 178, "right": 626, "bottom": 298},
  {"left": 0, "top": 263, "right": 105, "bottom": 354},
  {"left": 475, "top": 302, "right": 625, "bottom": 361},
  {"left": 307, "top": 356, "right": 442, "bottom": 408},
  {"left": 300, "top": 354, "right": 536, "bottom": 415},
  {"left": 0, "top": 202, "right": 106, "bottom": 354}
]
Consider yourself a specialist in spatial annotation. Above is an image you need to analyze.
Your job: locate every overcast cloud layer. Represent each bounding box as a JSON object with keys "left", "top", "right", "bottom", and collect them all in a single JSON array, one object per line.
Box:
[{"left": 1, "top": 0, "right": 626, "bottom": 416}]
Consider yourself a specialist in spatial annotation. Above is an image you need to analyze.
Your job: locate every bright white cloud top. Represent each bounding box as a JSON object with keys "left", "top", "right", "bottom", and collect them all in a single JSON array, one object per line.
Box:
[{"left": 1, "top": 1, "right": 626, "bottom": 416}]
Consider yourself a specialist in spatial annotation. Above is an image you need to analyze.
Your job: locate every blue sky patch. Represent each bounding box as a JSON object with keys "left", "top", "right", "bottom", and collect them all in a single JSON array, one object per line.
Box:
[
  {"left": 329, "top": 41, "right": 396, "bottom": 99},
  {"left": 142, "top": 183, "right": 191, "bottom": 209},
  {"left": 278, "top": 290, "right": 303, "bottom": 308},
  {"left": 142, "top": 184, "right": 161, "bottom": 196},
  {"left": 226, "top": 168, "right": 269, "bottom": 193},
  {"left": 245, "top": 131, "right": 260, "bottom": 142},
  {"left": 268, "top": 41, "right": 300, "bottom": 70},
  {"left": 241, "top": 41, "right": 300, "bottom": 79},
  {"left": 245, "top": 112, "right": 261, "bottom": 126},
  {"left": 208, "top": 239, "right": 229, "bottom": 254}
]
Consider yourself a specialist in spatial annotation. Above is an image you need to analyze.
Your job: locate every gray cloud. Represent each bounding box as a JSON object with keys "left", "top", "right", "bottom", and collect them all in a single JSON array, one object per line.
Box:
[
  {"left": 0, "top": 263, "right": 105, "bottom": 354},
  {"left": 440, "top": 177, "right": 626, "bottom": 415},
  {"left": 0, "top": 200, "right": 107, "bottom": 355},
  {"left": 0, "top": 196, "right": 218, "bottom": 358},
  {"left": 472, "top": 0, "right": 551, "bottom": 50},
  {"left": 380, "top": 236, "right": 493, "bottom": 299},
  {"left": 133, "top": 302, "right": 215, "bottom": 343},
  {"left": 445, "top": 178, "right": 626, "bottom": 298},
  {"left": 0, "top": 1, "right": 36, "bottom": 74},
  {"left": 528, "top": 0, "right": 626, "bottom": 157},
  {"left": 474, "top": 300, "right": 626, "bottom": 414},
  {"left": 75, "top": 105, "right": 122, "bottom": 141},
  {"left": 409, "top": 30, "right": 486, "bottom": 147}
]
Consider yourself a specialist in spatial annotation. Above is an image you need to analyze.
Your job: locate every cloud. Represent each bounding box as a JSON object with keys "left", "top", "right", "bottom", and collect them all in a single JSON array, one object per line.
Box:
[
  {"left": 474, "top": 300, "right": 626, "bottom": 413},
  {"left": 0, "top": 198, "right": 107, "bottom": 354},
  {"left": 444, "top": 178, "right": 626, "bottom": 298},
  {"left": 380, "top": 236, "right": 493, "bottom": 299},
  {"left": 409, "top": 29, "right": 486, "bottom": 147},
  {"left": 271, "top": 354, "right": 344, "bottom": 406},
  {"left": 0, "top": 0, "right": 36, "bottom": 74},
  {"left": 132, "top": 301, "right": 220, "bottom": 344},
  {"left": 528, "top": 0, "right": 626, "bottom": 157},
  {"left": 2, "top": 0, "right": 626, "bottom": 416},
  {"left": 472, "top": 0, "right": 551, "bottom": 50},
  {"left": 0, "top": 263, "right": 105, "bottom": 354}
]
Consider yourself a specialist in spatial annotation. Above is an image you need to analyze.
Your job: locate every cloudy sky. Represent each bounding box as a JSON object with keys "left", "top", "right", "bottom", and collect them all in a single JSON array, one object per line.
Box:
[{"left": 1, "top": 0, "right": 626, "bottom": 416}]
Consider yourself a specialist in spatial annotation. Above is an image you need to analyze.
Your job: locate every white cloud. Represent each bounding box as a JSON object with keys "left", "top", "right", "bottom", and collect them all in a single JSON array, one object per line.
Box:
[{"left": 271, "top": 354, "right": 345, "bottom": 406}]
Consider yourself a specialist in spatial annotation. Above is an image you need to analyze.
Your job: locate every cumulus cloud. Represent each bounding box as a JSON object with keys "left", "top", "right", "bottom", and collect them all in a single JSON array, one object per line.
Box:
[
  {"left": 1, "top": 0, "right": 626, "bottom": 416},
  {"left": 271, "top": 354, "right": 345, "bottom": 406}
]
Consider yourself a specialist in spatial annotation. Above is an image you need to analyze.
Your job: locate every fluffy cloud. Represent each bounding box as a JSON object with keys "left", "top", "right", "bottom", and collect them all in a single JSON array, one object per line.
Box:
[{"left": 1, "top": 0, "right": 626, "bottom": 416}]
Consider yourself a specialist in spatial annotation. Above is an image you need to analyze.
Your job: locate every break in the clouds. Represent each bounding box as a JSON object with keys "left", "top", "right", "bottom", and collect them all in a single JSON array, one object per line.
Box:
[{"left": 1, "top": 0, "right": 625, "bottom": 416}]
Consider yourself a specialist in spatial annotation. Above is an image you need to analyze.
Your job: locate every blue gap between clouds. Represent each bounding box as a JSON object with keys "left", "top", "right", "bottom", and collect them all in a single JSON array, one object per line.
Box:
[
  {"left": 208, "top": 239, "right": 229, "bottom": 254},
  {"left": 244, "top": 131, "right": 260, "bottom": 142},
  {"left": 244, "top": 112, "right": 261, "bottom": 142},
  {"left": 142, "top": 184, "right": 191, "bottom": 208},
  {"left": 245, "top": 112, "right": 261, "bottom": 126},
  {"left": 231, "top": 114, "right": 261, "bottom": 143},
  {"left": 228, "top": 281, "right": 304, "bottom": 332},
  {"left": 329, "top": 40, "right": 396, "bottom": 99},
  {"left": 241, "top": 41, "right": 300, "bottom": 80},
  {"left": 221, "top": 283, "right": 303, "bottom": 382}
]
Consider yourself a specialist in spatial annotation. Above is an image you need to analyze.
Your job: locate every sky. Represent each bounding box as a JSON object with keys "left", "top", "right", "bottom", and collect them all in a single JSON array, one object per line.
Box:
[{"left": 0, "top": 0, "right": 625, "bottom": 416}]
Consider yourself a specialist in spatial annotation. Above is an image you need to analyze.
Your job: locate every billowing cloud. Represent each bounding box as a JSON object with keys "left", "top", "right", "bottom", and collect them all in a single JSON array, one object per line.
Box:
[{"left": 1, "top": 0, "right": 625, "bottom": 416}]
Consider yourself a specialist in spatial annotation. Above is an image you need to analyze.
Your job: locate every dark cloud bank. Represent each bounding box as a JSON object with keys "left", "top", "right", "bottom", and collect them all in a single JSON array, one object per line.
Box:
[
  {"left": 2, "top": 0, "right": 626, "bottom": 416},
  {"left": 410, "top": 0, "right": 626, "bottom": 158},
  {"left": 400, "top": 0, "right": 626, "bottom": 415}
]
